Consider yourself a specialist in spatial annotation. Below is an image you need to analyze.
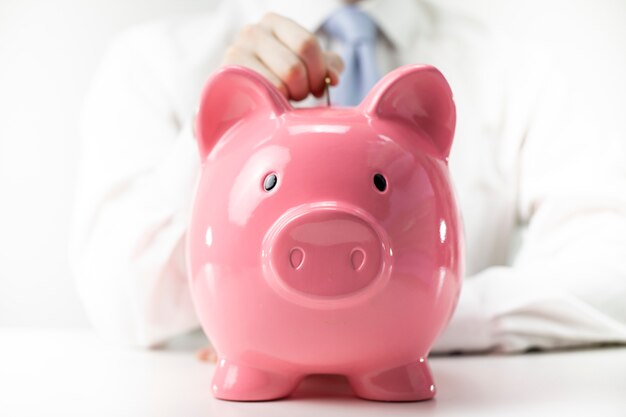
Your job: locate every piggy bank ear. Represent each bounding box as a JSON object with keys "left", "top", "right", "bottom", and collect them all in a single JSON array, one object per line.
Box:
[
  {"left": 195, "top": 65, "right": 291, "bottom": 160},
  {"left": 359, "top": 65, "right": 456, "bottom": 159}
]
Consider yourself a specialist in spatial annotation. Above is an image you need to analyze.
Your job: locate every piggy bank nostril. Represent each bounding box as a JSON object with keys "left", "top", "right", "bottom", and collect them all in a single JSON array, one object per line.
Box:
[
  {"left": 350, "top": 248, "right": 366, "bottom": 271},
  {"left": 289, "top": 247, "right": 305, "bottom": 270}
]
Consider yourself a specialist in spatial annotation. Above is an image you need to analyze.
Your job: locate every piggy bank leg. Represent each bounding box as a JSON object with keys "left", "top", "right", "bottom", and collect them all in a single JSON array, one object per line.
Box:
[
  {"left": 348, "top": 359, "right": 436, "bottom": 401},
  {"left": 211, "top": 358, "right": 301, "bottom": 401}
]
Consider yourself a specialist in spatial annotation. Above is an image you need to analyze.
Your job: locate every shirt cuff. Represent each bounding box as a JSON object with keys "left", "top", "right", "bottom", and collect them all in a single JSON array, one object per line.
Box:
[{"left": 431, "top": 274, "right": 493, "bottom": 353}]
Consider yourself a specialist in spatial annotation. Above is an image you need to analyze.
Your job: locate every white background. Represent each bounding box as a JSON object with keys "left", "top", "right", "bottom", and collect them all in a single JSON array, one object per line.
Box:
[
  {"left": 0, "top": 0, "right": 595, "bottom": 327},
  {"left": 0, "top": 0, "right": 212, "bottom": 327}
]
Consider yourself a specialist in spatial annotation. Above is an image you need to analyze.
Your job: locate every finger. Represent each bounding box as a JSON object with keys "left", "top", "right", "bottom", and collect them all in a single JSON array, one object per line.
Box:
[
  {"left": 222, "top": 45, "right": 289, "bottom": 97},
  {"left": 254, "top": 26, "right": 310, "bottom": 101},
  {"left": 261, "top": 13, "right": 327, "bottom": 98},
  {"left": 311, "top": 52, "right": 345, "bottom": 99},
  {"left": 196, "top": 347, "right": 218, "bottom": 363},
  {"left": 196, "top": 347, "right": 210, "bottom": 362}
]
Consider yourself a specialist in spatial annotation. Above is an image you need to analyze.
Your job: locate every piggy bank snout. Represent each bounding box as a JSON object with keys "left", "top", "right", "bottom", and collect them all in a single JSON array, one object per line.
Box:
[{"left": 263, "top": 204, "right": 392, "bottom": 303}]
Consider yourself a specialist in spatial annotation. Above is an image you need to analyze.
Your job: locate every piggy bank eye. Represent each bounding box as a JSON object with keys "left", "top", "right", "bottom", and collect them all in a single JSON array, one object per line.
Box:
[
  {"left": 263, "top": 173, "right": 278, "bottom": 191},
  {"left": 373, "top": 173, "right": 387, "bottom": 192}
]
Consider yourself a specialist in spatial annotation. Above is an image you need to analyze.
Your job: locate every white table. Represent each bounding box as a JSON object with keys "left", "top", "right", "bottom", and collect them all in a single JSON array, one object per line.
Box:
[{"left": 1, "top": 329, "right": 625, "bottom": 417}]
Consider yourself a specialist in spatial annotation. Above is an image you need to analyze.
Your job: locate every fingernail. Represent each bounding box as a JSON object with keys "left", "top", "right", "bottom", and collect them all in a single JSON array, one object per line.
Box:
[{"left": 330, "top": 59, "right": 344, "bottom": 74}]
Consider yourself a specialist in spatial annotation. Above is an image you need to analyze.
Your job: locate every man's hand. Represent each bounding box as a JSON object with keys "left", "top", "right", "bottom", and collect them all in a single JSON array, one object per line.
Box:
[
  {"left": 196, "top": 345, "right": 217, "bottom": 363},
  {"left": 223, "top": 12, "right": 344, "bottom": 101}
]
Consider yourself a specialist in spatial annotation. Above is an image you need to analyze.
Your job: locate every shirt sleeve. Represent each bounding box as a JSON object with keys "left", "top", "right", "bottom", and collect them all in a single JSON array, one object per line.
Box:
[
  {"left": 68, "top": 30, "right": 202, "bottom": 348},
  {"left": 433, "top": 6, "right": 626, "bottom": 353}
]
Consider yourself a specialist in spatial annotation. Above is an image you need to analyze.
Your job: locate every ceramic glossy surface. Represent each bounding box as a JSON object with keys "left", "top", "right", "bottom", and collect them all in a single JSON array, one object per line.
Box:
[{"left": 187, "top": 64, "right": 464, "bottom": 402}]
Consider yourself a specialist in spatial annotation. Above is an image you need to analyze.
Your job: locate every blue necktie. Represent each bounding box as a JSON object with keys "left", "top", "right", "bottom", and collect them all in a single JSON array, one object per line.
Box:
[{"left": 323, "top": 6, "right": 380, "bottom": 107}]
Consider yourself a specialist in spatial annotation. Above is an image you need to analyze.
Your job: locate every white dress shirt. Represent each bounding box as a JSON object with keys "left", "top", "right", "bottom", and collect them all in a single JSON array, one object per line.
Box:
[{"left": 69, "top": 0, "right": 626, "bottom": 352}]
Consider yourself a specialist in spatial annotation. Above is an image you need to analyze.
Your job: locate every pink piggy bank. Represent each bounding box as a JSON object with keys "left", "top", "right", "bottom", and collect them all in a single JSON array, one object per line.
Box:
[{"left": 187, "top": 65, "right": 463, "bottom": 402}]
